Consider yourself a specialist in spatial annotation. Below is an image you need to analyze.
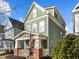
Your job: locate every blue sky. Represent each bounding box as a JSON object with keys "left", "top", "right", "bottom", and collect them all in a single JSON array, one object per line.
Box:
[{"left": 2, "top": 0, "right": 79, "bottom": 33}]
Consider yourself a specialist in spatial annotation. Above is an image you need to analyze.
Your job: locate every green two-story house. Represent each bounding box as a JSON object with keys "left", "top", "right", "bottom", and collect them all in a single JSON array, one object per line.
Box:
[
  {"left": 24, "top": 2, "right": 66, "bottom": 55},
  {"left": 14, "top": 2, "right": 66, "bottom": 58}
]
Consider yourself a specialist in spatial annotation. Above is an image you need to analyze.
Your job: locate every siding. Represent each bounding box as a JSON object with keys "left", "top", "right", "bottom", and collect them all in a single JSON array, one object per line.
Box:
[
  {"left": 26, "top": 7, "right": 45, "bottom": 22},
  {"left": 5, "top": 20, "right": 13, "bottom": 30},
  {"left": 74, "top": 13, "right": 79, "bottom": 33},
  {"left": 14, "top": 28, "right": 23, "bottom": 36},
  {"left": 5, "top": 28, "right": 14, "bottom": 39},
  {"left": 48, "top": 18, "right": 64, "bottom": 55},
  {"left": 25, "top": 15, "right": 48, "bottom": 36},
  {"left": 0, "top": 33, "right": 4, "bottom": 40}
]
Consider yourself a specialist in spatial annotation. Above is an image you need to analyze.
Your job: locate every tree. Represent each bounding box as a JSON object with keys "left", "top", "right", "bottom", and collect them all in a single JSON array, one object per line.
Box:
[{"left": 52, "top": 34, "right": 79, "bottom": 59}]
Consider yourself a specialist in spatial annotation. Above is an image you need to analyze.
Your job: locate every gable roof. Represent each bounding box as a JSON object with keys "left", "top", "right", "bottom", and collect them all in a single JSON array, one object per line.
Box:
[
  {"left": 24, "top": 2, "right": 48, "bottom": 23},
  {"left": 9, "top": 17, "right": 24, "bottom": 30},
  {"left": 24, "top": 2, "right": 66, "bottom": 31},
  {"left": 72, "top": 2, "right": 79, "bottom": 12}
]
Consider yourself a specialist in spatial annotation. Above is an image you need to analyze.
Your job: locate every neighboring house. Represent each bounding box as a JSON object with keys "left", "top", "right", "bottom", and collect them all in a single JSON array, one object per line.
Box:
[
  {"left": 5, "top": 17, "right": 24, "bottom": 39},
  {"left": 2, "top": 17, "right": 24, "bottom": 50},
  {"left": 72, "top": 3, "right": 79, "bottom": 34},
  {"left": 0, "top": 25, "right": 4, "bottom": 48},
  {"left": 0, "top": 25, "right": 4, "bottom": 40},
  {"left": 14, "top": 2, "right": 66, "bottom": 59},
  {"left": 0, "top": 25, "right": 5, "bottom": 54}
]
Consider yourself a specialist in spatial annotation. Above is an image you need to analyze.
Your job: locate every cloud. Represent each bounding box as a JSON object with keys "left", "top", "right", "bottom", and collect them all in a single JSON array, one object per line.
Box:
[
  {"left": 0, "top": 0, "right": 11, "bottom": 25},
  {"left": 19, "top": 18, "right": 24, "bottom": 22},
  {"left": 0, "top": 0, "right": 11, "bottom": 16},
  {"left": 66, "top": 22, "right": 73, "bottom": 34}
]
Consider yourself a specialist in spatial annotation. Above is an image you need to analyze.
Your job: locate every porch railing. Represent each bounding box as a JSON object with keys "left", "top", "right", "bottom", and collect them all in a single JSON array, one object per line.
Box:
[
  {"left": 18, "top": 48, "right": 29, "bottom": 57},
  {"left": 43, "top": 49, "right": 49, "bottom": 56}
]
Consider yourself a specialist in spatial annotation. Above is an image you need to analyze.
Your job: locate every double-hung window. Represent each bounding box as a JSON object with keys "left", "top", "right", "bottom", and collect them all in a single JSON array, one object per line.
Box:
[
  {"left": 32, "top": 23, "right": 37, "bottom": 33},
  {"left": 26, "top": 25, "right": 31, "bottom": 32},
  {"left": 39, "top": 21, "right": 45, "bottom": 32}
]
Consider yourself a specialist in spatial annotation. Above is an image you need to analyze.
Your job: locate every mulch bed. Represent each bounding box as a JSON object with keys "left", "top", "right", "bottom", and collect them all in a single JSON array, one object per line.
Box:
[{"left": 40, "top": 56, "right": 52, "bottom": 59}]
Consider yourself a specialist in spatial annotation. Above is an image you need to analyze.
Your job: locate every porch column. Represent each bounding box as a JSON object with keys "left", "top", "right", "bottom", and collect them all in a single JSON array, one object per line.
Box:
[
  {"left": 14, "top": 40, "right": 18, "bottom": 56},
  {"left": 33, "top": 36, "right": 43, "bottom": 59}
]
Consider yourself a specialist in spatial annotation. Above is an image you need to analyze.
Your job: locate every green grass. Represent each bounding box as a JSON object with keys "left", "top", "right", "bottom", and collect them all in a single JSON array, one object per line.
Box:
[{"left": 0, "top": 54, "right": 26, "bottom": 59}]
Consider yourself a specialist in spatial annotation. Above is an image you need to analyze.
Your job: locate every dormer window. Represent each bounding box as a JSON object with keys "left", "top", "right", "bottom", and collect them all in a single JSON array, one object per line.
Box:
[{"left": 33, "top": 8, "right": 37, "bottom": 19}]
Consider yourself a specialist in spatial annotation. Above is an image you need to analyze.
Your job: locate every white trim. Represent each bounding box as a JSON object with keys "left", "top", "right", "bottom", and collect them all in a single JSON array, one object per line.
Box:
[
  {"left": 14, "top": 31, "right": 30, "bottom": 39},
  {"left": 15, "top": 38, "right": 29, "bottom": 41},
  {"left": 14, "top": 31, "right": 47, "bottom": 39},
  {"left": 25, "top": 15, "right": 48, "bottom": 23},
  {"left": 72, "top": 9, "right": 79, "bottom": 12},
  {"left": 72, "top": 2, "right": 79, "bottom": 12},
  {"left": 48, "top": 14, "right": 65, "bottom": 31},
  {"left": 33, "top": 2, "right": 47, "bottom": 12},
  {"left": 24, "top": 2, "right": 48, "bottom": 23}
]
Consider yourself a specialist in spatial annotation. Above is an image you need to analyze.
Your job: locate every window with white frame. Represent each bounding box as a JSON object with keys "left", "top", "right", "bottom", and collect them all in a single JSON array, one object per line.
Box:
[
  {"left": 77, "top": 13, "right": 79, "bottom": 17},
  {"left": 26, "top": 25, "right": 31, "bottom": 32},
  {"left": 33, "top": 8, "right": 37, "bottom": 18},
  {"left": 41, "top": 40, "right": 47, "bottom": 49},
  {"left": 60, "top": 31, "right": 63, "bottom": 36},
  {"left": 39, "top": 21, "right": 45, "bottom": 32},
  {"left": 32, "top": 23, "right": 37, "bottom": 33}
]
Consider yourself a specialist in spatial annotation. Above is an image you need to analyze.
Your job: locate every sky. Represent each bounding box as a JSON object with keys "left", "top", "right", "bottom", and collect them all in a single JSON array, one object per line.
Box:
[{"left": 0, "top": 0, "right": 79, "bottom": 34}]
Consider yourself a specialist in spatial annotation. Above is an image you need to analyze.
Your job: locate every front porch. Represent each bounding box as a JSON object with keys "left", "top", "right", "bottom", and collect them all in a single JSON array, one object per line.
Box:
[{"left": 14, "top": 31, "right": 48, "bottom": 59}]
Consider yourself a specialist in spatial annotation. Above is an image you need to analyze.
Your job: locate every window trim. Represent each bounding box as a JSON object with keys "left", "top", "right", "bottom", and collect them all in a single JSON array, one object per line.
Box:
[
  {"left": 26, "top": 24, "right": 31, "bottom": 32},
  {"left": 39, "top": 21, "right": 45, "bottom": 32},
  {"left": 32, "top": 23, "right": 37, "bottom": 33}
]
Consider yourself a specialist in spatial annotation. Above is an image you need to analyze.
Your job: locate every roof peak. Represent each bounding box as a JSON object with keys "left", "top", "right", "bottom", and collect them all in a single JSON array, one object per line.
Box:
[
  {"left": 72, "top": 2, "right": 79, "bottom": 12},
  {"left": 8, "top": 17, "right": 24, "bottom": 30},
  {"left": 9, "top": 17, "right": 23, "bottom": 23}
]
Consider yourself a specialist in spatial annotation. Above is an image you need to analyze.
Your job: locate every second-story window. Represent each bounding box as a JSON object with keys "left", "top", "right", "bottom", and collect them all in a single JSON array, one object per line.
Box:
[
  {"left": 39, "top": 21, "right": 45, "bottom": 32},
  {"left": 77, "top": 13, "right": 79, "bottom": 17},
  {"left": 33, "top": 8, "right": 37, "bottom": 19},
  {"left": 32, "top": 23, "right": 37, "bottom": 33},
  {"left": 60, "top": 31, "right": 63, "bottom": 36},
  {"left": 26, "top": 25, "right": 31, "bottom": 32}
]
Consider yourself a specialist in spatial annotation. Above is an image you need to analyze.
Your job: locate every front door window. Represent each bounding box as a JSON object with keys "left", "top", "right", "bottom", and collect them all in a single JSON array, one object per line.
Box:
[{"left": 41, "top": 40, "right": 47, "bottom": 49}]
